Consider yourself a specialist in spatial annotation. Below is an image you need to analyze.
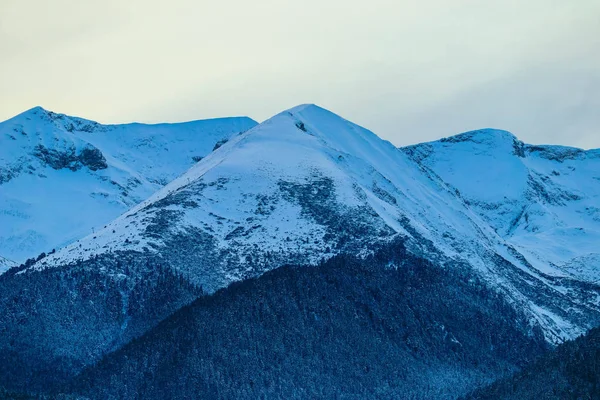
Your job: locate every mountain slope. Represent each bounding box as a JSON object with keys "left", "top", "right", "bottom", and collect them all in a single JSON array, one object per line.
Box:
[
  {"left": 0, "top": 106, "right": 257, "bottom": 262},
  {"left": 403, "top": 129, "right": 600, "bottom": 284},
  {"left": 0, "top": 105, "right": 599, "bottom": 392},
  {"left": 69, "top": 245, "right": 547, "bottom": 400},
  {"left": 0, "top": 256, "right": 15, "bottom": 274},
  {"left": 466, "top": 327, "right": 600, "bottom": 399}
]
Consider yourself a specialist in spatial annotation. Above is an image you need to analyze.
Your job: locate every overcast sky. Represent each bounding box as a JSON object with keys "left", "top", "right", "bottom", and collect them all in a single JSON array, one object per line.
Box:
[{"left": 1, "top": 0, "right": 599, "bottom": 148}]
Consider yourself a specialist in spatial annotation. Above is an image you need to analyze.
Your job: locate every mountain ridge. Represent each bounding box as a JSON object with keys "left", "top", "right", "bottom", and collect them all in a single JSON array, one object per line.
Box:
[
  {"left": 27, "top": 104, "right": 600, "bottom": 342},
  {"left": 0, "top": 104, "right": 599, "bottom": 393},
  {"left": 402, "top": 127, "right": 600, "bottom": 287},
  {"left": 4, "top": 105, "right": 256, "bottom": 129},
  {"left": 0, "top": 256, "right": 15, "bottom": 274},
  {"left": 0, "top": 106, "right": 257, "bottom": 262},
  {"left": 408, "top": 127, "right": 599, "bottom": 159}
]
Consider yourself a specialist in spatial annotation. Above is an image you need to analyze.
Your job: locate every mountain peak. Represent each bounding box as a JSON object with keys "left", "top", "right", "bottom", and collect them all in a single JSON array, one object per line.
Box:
[
  {"left": 284, "top": 103, "right": 323, "bottom": 114},
  {"left": 0, "top": 256, "right": 15, "bottom": 274},
  {"left": 440, "top": 128, "right": 518, "bottom": 145},
  {"left": 4, "top": 105, "right": 50, "bottom": 122},
  {"left": 398, "top": 128, "right": 525, "bottom": 158},
  {"left": 9, "top": 105, "right": 85, "bottom": 125},
  {"left": 26, "top": 105, "right": 48, "bottom": 114},
  {"left": 279, "top": 103, "right": 346, "bottom": 124}
]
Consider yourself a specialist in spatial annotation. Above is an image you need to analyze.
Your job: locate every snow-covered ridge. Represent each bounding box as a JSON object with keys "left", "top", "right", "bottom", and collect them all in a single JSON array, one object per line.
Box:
[
  {"left": 402, "top": 129, "right": 600, "bottom": 285},
  {"left": 0, "top": 256, "right": 15, "bottom": 274},
  {"left": 34, "top": 104, "right": 600, "bottom": 342},
  {"left": 525, "top": 144, "right": 600, "bottom": 162},
  {"left": 439, "top": 128, "right": 518, "bottom": 144},
  {"left": 0, "top": 106, "right": 257, "bottom": 262}
]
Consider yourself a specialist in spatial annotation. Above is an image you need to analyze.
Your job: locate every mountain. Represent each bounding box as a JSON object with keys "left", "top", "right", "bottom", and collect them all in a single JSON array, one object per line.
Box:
[
  {"left": 0, "top": 106, "right": 257, "bottom": 262},
  {"left": 68, "top": 245, "right": 547, "bottom": 400},
  {"left": 0, "top": 256, "right": 15, "bottom": 274},
  {"left": 403, "top": 129, "right": 600, "bottom": 285},
  {"left": 0, "top": 104, "right": 599, "bottom": 392},
  {"left": 465, "top": 327, "right": 600, "bottom": 399},
  {"left": 37, "top": 105, "right": 600, "bottom": 338},
  {"left": 0, "top": 256, "right": 15, "bottom": 269}
]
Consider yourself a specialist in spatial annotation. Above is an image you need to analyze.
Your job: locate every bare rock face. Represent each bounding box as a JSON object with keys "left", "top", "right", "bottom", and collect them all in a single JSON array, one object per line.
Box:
[
  {"left": 78, "top": 147, "right": 108, "bottom": 171},
  {"left": 32, "top": 144, "right": 107, "bottom": 171}
]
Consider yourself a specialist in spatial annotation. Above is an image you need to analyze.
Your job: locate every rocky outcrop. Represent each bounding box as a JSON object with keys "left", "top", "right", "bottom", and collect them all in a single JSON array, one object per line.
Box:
[{"left": 32, "top": 144, "right": 107, "bottom": 171}]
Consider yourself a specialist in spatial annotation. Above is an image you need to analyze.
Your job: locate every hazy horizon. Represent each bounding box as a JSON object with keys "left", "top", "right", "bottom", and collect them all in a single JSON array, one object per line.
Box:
[{"left": 1, "top": 0, "right": 599, "bottom": 149}]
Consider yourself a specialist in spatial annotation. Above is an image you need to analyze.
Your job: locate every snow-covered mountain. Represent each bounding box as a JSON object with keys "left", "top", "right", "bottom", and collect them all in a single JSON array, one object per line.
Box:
[
  {"left": 1, "top": 104, "right": 599, "bottom": 391},
  {"left": 0, "top": 256, "right": 15, "bottom": 274},
  {"left": 402, "top": 130, "right": 600, "bottom": 284},
  {"left": 0, "top": 106, "right": 257, "bottom": 262},
  {"left": 35, "top": 104, "right": 600, "bottom": 341}
]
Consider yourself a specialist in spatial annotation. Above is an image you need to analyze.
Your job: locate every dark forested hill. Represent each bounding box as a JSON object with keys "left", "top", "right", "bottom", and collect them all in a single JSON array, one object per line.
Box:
[
  {"left": 0, "top": 387, "right": 32, "bottom": 400},
  {"left": 0, "top": 255, "right": 202, "bottom": 392},
  {"left": 67, "top": 241, "right": 547, "bottom": 400},
  {"left": 465, "top": 327, "right": 600, "bottom": 400}
]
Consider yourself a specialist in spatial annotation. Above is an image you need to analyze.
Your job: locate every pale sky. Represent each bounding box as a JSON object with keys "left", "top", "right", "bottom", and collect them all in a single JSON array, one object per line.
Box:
[{"left": 1, "top": 0, "right": 599, "bottom": 148}]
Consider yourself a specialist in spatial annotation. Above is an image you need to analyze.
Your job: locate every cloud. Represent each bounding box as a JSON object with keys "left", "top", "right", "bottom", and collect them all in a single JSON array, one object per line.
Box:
[{"left": 0, "top": 0, "right": 598, "bottom": 148}]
